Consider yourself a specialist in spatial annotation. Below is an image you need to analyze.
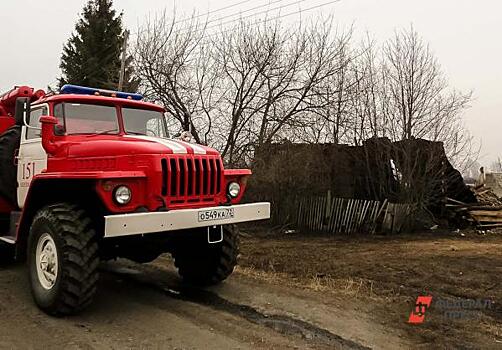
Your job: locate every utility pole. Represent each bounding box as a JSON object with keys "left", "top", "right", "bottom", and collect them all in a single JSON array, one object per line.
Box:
[{"left": 118, "top": 29, "right": 130, "bottom": 91}]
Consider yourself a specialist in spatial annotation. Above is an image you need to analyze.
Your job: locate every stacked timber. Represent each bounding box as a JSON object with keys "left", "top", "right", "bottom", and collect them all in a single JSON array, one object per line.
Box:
[
  {"left": 446, "top": 186, "right": 502, "bottom": 228},
  {"left": 473, "top": 188, "right": 502, "bottom": 206}
]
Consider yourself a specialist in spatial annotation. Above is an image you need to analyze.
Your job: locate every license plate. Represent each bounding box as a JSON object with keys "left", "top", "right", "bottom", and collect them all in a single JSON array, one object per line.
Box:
[{"left": 198, "top": 208, "right": 235, "bottom": 222}]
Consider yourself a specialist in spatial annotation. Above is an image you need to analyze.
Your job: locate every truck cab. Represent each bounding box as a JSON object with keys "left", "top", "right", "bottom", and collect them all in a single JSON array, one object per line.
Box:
[{"left": 0, "top": 85, "right": 270, "bottom": 315}]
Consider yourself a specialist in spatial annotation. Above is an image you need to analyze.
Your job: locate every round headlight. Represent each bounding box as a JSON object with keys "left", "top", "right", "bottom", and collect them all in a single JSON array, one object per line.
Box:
[
  {"left": 114, "top": 185, "right": 132, "bottom": 205},
  {"left": 227, "top": 182, "right": 241, "bottom": 198}
]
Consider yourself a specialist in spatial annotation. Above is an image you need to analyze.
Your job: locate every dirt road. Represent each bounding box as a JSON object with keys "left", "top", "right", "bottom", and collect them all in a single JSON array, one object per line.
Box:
[
  {"left": 1, "top": 229, "right": 499, "bottom": 349},
  {"left": 0, "top": 256, "right": 410, "bottom": 350}
]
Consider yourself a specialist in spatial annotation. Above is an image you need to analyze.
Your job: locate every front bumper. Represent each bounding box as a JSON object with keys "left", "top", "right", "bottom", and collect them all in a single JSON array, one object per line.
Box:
[{"left": 103, "top": 202, "right": 270, "bottom": 238}]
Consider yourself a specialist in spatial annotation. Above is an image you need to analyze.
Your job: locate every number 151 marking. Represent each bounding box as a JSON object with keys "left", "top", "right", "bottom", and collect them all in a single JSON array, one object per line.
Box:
[{"left": 22, "top": 162, "right": 36, "bottom": 180}]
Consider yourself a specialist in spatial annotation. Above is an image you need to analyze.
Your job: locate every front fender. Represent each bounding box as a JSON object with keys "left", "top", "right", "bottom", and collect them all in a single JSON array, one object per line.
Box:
[
  {"left": 223, "top": 169, "right": 252, "bottom": 203},
  {"left": 15, "top": 177, "right": 102, "bottom": 261},
  {"left": 95, "top": 176, "right": 150, "bottom": 213}
]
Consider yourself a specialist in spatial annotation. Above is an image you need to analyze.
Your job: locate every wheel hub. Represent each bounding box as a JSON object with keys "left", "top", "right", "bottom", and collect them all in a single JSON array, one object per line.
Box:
[{"left": 36, "top": 233, "right": 58, "bottom": 290}]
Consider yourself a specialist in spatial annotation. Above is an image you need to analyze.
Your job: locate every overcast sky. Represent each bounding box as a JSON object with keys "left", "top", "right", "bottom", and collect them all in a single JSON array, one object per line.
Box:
[{"left": 0, "top": 0, "right": 500, "bottom": 163}]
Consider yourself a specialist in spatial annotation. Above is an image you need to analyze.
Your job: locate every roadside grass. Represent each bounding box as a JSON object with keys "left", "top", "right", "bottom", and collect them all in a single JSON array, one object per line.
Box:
[
  {"left": 235, "top": 265, "right": 379, "bottom": 299},
  {"left": 236, "top": 231, "right": 502, "bottom": 349}
]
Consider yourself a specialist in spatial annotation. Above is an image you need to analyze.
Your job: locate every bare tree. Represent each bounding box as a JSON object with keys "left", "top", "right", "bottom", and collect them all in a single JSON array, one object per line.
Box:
[
  {"left": 135, "top": 11, "right": 354, "bottom": 165},
  {"left": 349, "top": 35, "right": 383, "bottom": 143},
  {"left": 134, "top": 11, "right": 214, "bottom": 144},
  {"left": 489, "top": 158, "right": 502, "bottom": 173},
  {"left": 306, "top": 30, "right": 354, "bottom": 145},
  {"left": 135, "top": 12, "right": 475, "bottom": 172},
  {"left": 381, "top": 27, "right": 472, "bottom": 140}
]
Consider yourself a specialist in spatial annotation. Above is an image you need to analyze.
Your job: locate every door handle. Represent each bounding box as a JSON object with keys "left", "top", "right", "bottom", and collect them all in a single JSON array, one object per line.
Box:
[{"left": 13, "top": 149, "right": 19, "bottom": 166}]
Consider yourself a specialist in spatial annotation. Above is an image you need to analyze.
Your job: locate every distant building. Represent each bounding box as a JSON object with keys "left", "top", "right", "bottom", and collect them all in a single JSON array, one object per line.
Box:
[{"left": 485, "top": 173, "right": 502, "bottom": 197}]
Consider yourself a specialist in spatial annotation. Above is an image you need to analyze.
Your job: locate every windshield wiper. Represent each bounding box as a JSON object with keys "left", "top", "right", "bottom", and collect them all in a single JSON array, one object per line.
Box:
[
  {"left": 127, "top": 131, "right": 170, "bottom": 138},
  {"left": 86, "top": 129, "right": 119, "bottom": 137}
]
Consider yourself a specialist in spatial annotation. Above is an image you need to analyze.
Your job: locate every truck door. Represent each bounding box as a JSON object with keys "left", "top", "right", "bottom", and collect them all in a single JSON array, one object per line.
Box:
[{"left": 17, "top": 105, "right": 48, "bottom": 208}]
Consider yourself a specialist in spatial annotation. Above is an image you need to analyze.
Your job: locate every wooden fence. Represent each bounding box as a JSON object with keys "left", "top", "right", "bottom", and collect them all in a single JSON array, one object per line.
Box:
[
  {"left": 295, "top": 192, "right": 413, "bottom": 234},
  {"left": 381, "top": 202, "right": 414, "bottom": 234}
]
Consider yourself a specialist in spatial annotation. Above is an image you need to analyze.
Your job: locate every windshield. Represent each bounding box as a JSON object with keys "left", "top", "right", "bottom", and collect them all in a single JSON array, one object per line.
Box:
[
  {"left": 54, "top": 103, "right": 118, "bottom": 135},
  {"left": 122, "top": 107, "right": 168, "bottom": 138},
  {"left": 53, "top": 103, "right": 168, "bottom": 137}
]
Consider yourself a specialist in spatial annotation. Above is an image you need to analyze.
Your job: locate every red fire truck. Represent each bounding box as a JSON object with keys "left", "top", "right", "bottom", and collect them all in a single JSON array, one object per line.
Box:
[{"left": 0, "top": 85, "right": 270, "bottom": 315}]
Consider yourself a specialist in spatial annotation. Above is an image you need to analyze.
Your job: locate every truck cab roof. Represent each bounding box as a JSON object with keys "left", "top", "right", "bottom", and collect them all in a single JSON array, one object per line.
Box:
[{"left": 34, "top": 93, "right": 165, "bottom": 113}]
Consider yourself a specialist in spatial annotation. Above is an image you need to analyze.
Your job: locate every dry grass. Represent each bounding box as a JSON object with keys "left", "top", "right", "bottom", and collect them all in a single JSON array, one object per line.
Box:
[
  {"left": 236, "top": 231, "right": 502, "bottom": 349},
  {"left": 235, "top": 265, "right": 378, "bottom": 299}
]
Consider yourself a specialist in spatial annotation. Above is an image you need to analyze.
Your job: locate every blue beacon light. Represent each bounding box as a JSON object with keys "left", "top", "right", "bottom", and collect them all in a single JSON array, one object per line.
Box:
[{"left": 60, "top": 84, "right": 143, "bottom": 101}]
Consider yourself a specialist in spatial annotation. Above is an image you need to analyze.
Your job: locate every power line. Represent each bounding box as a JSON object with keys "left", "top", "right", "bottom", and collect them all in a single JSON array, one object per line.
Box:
[
  {"left": 136, "top": 0, "right": 339, "bottom": 40},
  {"left": 174, "top": 0, "right": 289, "bottom": 34},
  {"left": 173, "top": 0, "right": 253, "bottom": 25},
  {"left": 133, "top": 0, "right": 283, "bottom": 37},
  {"left": 175, "top": 0, "right": 306, "bottom": 34},
  {"left": 206, "top": 0, "right": 306, "bottom": 30},
  {"left": 197, "top": 0, "right": 286, "bottom": 26},
  {"left": 197, "top": 0, "right": 340, "bottom": 39}
]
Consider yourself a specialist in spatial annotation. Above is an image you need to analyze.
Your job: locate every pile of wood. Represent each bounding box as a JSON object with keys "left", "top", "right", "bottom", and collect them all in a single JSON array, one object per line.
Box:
[
  {"left": 473, "top": 187, "right": 502, "bottom": 206},
  {"left": 446, "top": 186, "right": 502, "bottom": 228}
]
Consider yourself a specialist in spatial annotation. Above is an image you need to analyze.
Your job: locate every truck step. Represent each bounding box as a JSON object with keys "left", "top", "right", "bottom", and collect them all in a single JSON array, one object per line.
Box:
[{"left": 0, "top": 235, "right": 16, "bottom": 244}]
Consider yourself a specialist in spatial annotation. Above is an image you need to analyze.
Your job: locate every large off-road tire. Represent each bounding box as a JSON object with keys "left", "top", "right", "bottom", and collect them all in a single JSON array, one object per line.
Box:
[
  {"left": 0, "top": 126, "right": 21, "bottom": 205},
  {"left": 27, "top": 203, "right": 99, "bottom": 316},
  {"left": 172, "top": 225, "right": 239, "bottom": 286}
]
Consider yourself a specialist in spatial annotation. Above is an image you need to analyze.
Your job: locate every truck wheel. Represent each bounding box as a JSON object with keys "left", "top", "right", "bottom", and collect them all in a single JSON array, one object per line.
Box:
[
  {"left": 0, "top": 126, "right": 21, "bottom": 205},
  {"left": 27, "top": 203, "right": 99, "bottom": 315},
  {"left": 172, "top": 225, "right": 239, "bottom": 286}
]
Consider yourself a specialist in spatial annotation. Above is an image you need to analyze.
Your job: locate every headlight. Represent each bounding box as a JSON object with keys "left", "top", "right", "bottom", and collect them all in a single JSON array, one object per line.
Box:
[
  {"left": 114, "top": 185, "right": 132, "bottom": 205},
  {"left": 227, "top": 182, "right": 241, "bottom": 198}
]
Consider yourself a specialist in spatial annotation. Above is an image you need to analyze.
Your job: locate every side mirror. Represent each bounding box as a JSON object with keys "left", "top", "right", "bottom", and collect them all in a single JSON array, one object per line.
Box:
[
  {"left": 39, "top": 115, "right": 58, "bottom": 154},
  {"left": 180, "top": 130, "right": 192, "bottom": 142},
  {"left": 54, "top": 124, "right": 65, "bottom": 136},
  {"left": 14, "top": 97, "right": 30, "bottom": 126}
]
